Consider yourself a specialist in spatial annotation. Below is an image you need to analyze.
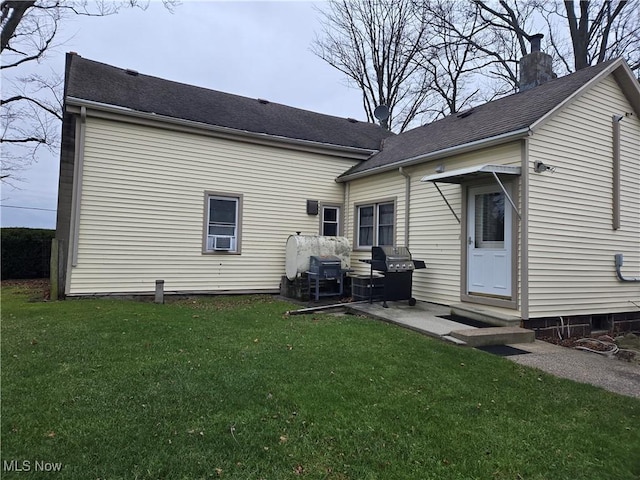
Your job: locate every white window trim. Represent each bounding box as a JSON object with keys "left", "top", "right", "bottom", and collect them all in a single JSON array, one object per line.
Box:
[
  {"left": 320, "top": 204, "right": 341, "bottom": 236},
  {"left": 202, "top": 191, "right": 243, "bottom": 255}
]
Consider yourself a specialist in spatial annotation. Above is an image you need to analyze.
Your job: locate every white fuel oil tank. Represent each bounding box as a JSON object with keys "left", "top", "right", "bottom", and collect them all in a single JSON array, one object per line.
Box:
[{"left": 285, "top": 235, "right": 351, "bottom": 281}]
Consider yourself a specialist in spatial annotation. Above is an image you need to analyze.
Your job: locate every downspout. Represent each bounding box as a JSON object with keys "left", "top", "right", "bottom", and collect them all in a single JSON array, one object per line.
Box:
[
  {"left": 614, "top": 254, "right": 640, "bottom": 282},
  {"left": 399, "top": 167, "right": 410, "bottom": 247},
  {"left": 520, "top": 139, "right": 530, "bottom": 320},
  {"left": 344, "top": 181, "right": 350, "bottom": 239},
  {"left": 612, "top": 115, "right": 622, "bottom": 230},
  {"left": 611, "top": 114, "right": 639, "bottom": 282},
  {"left": 69, "top": 106, "right": 86, "bottom": 269}
]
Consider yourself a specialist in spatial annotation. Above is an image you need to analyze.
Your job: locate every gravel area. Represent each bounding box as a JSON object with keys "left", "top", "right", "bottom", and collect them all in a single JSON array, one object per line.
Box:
[{"left": 508, "top": 340, "right": 640, "bottom": 399}]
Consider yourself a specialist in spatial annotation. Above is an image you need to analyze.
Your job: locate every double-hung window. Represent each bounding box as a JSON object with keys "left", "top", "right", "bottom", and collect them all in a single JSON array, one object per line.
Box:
[
  {"left": 204, "top": 192, "right": 242, "bottom": 253},
  {"left": 356, "top": 201, "right": 395, "bottom": 248},
  {"left": 321, "top": 206, "right": 340, "bottom": 236}
]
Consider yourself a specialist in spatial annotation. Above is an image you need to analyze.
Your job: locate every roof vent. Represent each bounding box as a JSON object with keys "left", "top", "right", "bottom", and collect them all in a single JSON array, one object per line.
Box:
[
  {"left": 457, "top": 108, "right": 475, "bottom": 119},
  {"left": 124, "top": 68, "right": 139, "bottom": 76},
  {"left": 529, "top": 33, "right": 544, "bottom": 53},
  {"left": 347, "top": 118, "right": 358, "bottom": 123},
  {"left": 257, "top": 98, "right": 269, "bottom": 104}
]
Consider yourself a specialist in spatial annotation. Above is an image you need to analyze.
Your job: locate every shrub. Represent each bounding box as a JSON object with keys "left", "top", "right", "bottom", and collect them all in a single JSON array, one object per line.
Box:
[{"left": 1, "top": 228, "right": 55, "bottom": 279}]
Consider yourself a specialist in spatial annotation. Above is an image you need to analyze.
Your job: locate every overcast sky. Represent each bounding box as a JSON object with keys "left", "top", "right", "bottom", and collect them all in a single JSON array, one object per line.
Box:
[{"left": 1, "top": 1, "right": 365, "bottom": 229}]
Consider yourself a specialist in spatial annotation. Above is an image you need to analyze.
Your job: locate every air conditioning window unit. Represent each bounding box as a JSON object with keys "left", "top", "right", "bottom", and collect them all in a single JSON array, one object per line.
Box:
[{"left": 208, "top": 235, "right": 234, "bottom": 251}]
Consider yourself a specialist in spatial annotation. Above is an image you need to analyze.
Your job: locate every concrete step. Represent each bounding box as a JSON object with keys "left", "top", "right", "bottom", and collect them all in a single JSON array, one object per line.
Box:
[
  {"left": 442, "top": 335, "right": 468, "bottom": 346},
  {"left": 450, "top": 303, "right": 521, "bottom": 327},
  {"left": 449, "top": 326, "right": 535, "bottom": 347}
]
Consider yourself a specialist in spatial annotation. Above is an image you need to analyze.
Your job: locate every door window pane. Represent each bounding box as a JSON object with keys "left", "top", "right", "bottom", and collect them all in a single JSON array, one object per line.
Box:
[{"left": 474, "top": 192, "right": 504, "bottom": 247}]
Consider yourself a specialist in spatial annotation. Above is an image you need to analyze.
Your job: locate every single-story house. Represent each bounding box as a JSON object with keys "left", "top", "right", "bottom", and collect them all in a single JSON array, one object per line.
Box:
[{"left": 55, "top": 46, "right": 640, "bottom": 333}]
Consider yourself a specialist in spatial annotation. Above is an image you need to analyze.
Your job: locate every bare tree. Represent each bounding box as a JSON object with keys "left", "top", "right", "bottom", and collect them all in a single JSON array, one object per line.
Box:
[
  {"left": 312, "top": 0, "right": 431, "bottom": 132},
  {"left": 314, "top": 0, "right": 638, "bottom": 134},
  {"left": 0, "top": 0, "right": 178, "bottom": 183},
  {"left": 415, "top": 0, "right": 533, "bottom": 120},
  {"left": 312, "top": 0, "right": 538, "bottom": 130},
  {"left": 549, "top": 0, "right": 639, "bottom": 72},
  {"left": 1, "top": 71, "right": 63, "bottom": 184},
  {"left": 474, "top": 0, "right": 639, "bottom": 74}
]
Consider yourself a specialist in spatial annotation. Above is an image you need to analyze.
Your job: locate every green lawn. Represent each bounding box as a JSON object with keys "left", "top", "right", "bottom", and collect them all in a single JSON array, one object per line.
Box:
[{"left": 2, "top": 284, "right": 639, "bottom": 480}]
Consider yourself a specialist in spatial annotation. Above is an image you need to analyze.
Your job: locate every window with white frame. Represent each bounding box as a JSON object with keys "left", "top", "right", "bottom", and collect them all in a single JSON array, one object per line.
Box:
[
  {"left": 322, "top": 206, "right": 340, "bottom": 236},
  {"left": 204, "top": 193, "right": 241, "bottom": 253},
  {"left": 356, "top": 201, "right": 395, "bottom": 248}
]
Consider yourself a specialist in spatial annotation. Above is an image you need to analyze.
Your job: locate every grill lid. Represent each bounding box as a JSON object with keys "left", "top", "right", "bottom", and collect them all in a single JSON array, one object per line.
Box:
[
  {"left": 372, "top": 246, "right": 412, "bottom": 261},
  {"left": 310, "top": 255, "right": 342, "bottom": 265},
  {"left": 371, "top": 246, "right": 414, "bottom": 272}
]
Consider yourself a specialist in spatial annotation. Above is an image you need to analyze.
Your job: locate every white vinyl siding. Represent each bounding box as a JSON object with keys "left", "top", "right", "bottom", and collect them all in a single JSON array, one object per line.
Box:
[
  {"left": 406, "top": 143, "right": 522, "bottom": 307},
  {"left": 68, "top": 117, "right": 358, "bottom": 295},
  {"left": 345, "top": 142, "right": 521, "bottom": 308},
  {"left": 527, "top": 74, "right": 640, "bottom": 317},
  {"left": 346, "top": 171, "right": 404, "bottom": 272}
]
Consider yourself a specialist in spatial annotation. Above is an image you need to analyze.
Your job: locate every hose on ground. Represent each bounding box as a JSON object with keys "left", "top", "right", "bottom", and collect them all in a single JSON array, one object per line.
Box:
[{"left": 574, "top": 338, "right": 619, "bottom": 356}]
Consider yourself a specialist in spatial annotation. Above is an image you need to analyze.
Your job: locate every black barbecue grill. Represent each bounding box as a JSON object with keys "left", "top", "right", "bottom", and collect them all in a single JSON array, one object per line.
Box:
[
  {"left": 362, "top": 246, "right": 426, "bottom": 307},
  {"left": 307, "top": 255, "right": 347, "bottom": 301}
]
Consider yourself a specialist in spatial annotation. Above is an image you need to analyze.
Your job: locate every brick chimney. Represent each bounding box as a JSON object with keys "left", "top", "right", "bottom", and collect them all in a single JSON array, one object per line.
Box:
[{"left": 519, "top": 34, "right": 556, "bottom": 92}]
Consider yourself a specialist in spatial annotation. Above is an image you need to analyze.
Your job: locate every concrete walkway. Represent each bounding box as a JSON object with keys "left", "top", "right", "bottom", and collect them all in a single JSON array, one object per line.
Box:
[{"left": 346, "top": 300, "right": 640, "bottom": 399}]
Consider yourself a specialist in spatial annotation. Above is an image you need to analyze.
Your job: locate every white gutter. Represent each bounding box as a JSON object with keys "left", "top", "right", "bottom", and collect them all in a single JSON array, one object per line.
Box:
[
  {"left": 337, "top": 127, "right": 531, "bottom": 183},
  {"left": 65, "top": 97, "right": 378, "bottom": 159}
]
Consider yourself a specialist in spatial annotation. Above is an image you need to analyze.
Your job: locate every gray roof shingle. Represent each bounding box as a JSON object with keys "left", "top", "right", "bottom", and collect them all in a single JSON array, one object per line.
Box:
[
  {"left": 339, "top": 58, "right": 621, "bottom": 178},
  {"left": 65, "top": 54, "right": 393, "bottom": 151}
]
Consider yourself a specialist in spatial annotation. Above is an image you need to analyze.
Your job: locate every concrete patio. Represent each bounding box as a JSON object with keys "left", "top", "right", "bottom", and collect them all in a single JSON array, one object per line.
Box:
[
  {"left": 338, "top": 300, "right": 640, "bottom": 399},
  {"left": 345, "top": 300, "right": 535, "bottom": 346}
]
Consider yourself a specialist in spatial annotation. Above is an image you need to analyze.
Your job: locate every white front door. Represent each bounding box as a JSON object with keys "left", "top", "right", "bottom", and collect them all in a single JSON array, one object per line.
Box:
[{"left": 467, "top": 185, "right": 512, "bottom": 297}]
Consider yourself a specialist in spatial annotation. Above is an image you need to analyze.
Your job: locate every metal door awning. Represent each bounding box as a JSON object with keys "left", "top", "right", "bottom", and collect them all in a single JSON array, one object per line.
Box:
[{"left": 420, "top": 164, "right": 522, "bottom": 223}]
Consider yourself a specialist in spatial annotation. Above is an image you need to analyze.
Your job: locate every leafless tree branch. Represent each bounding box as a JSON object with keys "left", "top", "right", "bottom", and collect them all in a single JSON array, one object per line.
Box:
[
  {"left": 1, "top": 0, "right": 179, "bottom": 183},
  {"left": 312, "top": 0, "right": 431, "bottom": 132}
]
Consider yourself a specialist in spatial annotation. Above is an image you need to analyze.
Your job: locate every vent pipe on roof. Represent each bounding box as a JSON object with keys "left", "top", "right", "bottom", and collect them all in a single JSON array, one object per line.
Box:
[
  {"left": 529, "top": 33, "right": 543, "bottom": 53},
  {"left": 519, "top": 34, "right": 556, "bottom": 92}
]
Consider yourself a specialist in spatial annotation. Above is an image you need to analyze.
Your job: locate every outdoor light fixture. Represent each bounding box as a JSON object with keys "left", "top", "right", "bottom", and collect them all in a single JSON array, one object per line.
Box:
[{"left": 533, "top": 160, "right": 556, "bottom": 173}]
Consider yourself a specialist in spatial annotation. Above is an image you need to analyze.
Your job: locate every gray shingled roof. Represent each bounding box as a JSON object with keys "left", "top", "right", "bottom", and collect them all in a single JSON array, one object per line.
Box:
[
  {"left": 64, "top": 54, "right": 393, "bottom": 151},
  {"left": 339, "top": 58, "right": 621, "bottom": 178}
]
